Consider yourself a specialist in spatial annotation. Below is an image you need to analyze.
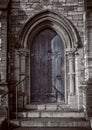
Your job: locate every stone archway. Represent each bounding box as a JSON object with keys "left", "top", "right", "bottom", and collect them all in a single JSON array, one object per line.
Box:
[{"left": 17, "top": 10, "right": 79, "bottom": 107}]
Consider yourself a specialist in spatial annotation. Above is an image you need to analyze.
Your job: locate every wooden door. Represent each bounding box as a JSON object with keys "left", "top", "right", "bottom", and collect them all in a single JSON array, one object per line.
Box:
[{"left": 31, "top": 29, "right": 64, "bottom": 103}]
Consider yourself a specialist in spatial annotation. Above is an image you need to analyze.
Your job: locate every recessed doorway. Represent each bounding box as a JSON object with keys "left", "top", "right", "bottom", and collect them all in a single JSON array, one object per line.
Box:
[{"left": 30, "top": 29, "right": 65, "bottom": 103}]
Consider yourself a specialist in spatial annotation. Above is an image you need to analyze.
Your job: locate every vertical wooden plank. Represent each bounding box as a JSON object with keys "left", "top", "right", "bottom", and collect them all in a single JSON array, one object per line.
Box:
[
  {"left": 51, "top": 35, "right": 64, "bottom": 102},
  {"left": 31, "top": 29, "right": 64, "bottom": 103}
]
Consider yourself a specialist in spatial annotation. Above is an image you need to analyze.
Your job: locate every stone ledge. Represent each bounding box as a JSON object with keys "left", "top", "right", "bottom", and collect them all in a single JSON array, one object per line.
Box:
[
  {"left": 17, "top": 111, "right": 85, "bottom": 118},
  {"left": 25, "top": 104, "right": 70, "bottom": 111}
]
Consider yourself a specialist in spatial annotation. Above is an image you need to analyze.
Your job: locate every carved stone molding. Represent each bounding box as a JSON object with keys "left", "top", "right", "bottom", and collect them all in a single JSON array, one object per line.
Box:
[
  {"left": 66, "top": 49, "right": 76, "bottom": 95},
  {"left": 18, "top": 49, "right": 30, "bottom": 57},
  {"left": 18, "top": 10, "right": 79, "bottom": 49},
  {"left": 17, "top": 10, "right": 79, "bottom": 106}
]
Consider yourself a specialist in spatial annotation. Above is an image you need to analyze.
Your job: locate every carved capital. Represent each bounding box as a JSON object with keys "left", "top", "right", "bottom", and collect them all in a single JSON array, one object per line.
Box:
[
  {"left": 66, "top": 48, "right": 76, "bottom": 59},
  {"left": 79, "top": 84, "right": 87, "bottom": 91},
  {"left": 18, "top": 49, "right": 30, "bottom": 57},
  {"left": 66, "top": 48, "right": 76, "bottom": 53}
]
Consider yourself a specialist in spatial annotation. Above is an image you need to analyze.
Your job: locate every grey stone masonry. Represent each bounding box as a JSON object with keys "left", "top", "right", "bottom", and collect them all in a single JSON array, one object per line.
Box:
[
  {"left": 84, "top": 1, "right": 92, "bottom": 117},
  {"left": 0, "top": 10, "right": 8, "bottom": 100},
  {"left": 0, "top": 0, "right": 92, "bottom": 128},
  {"left": 9, "top": 0, "right": 86, "bottom": 111},
  {"left": 1, "top": 0, "right": 92, "bottom": 129}
]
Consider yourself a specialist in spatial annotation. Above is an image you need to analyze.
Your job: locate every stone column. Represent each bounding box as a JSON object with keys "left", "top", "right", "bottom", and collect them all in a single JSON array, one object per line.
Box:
[
  {"left": 67, "top": 50, "right": 75, "bottom": 95},
  {"left": 25, "top": 51, "right": 30, "bottom": 103},
  {"left": 15, "top": 51, "right": 20, "bottom": 83},
  {"left": 18, "top": 49, "right": 29, "bottom": 108},
  {"left": 66, "top": 49, "right": 78, "bottom": 109},
  {"left": 79, "top": 83, "right": 87, "bottom": 118},
  {"left": 19, "top": 49, "right": 29, "bottom": 92},
  {"left": 75, "top": 51, "right": 79, "bottom": 94}
]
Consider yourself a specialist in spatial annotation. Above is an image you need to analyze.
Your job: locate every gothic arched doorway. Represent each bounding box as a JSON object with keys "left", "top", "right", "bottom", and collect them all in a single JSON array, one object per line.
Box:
[{"left": 31, "top": 29, "right": 65, "bottom": 103}]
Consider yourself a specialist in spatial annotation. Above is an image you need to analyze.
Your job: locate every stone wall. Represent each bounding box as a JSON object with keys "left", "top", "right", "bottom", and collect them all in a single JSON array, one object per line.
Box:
[
  {"left": 0, "top": 0, "right": 9, "bottom": 105},
  {"left": 8, "top": 0, "right": 86, "bottom": 110},
  {"left": 0, "top": 11, "right": 7, "bottom": 84},
  {"left": 1, "top": 0, "right": 92, "bottom": 122},
  {"left": 0, "top": 0, "right": 10, "bottom": 125},
  {"left": 84, "top": 0, "right": 92, "bottom": 116}
]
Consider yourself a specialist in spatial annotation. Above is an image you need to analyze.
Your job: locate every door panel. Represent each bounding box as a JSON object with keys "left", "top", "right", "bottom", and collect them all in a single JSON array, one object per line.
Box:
[
  {"left": 51, "top": 35, "right": 64, "bottom": 102},
  {"left": 31, "top": 29, "right": 64, "bottom": 103}
]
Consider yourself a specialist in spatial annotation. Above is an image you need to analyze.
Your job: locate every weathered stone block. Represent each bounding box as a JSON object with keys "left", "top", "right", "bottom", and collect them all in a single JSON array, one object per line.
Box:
[
  {"left": 77, "top": 7, "right": 84, "bottom": 11},
  {"left": 59, "top": 0, "right": 65, "bottom": 2},
  {"left": 46, "top": 104, "right": 57, "bottom": 110},
  {"left": 66, "top": 0, "right": 78, "bottom": 3},
  {"left": 68, "top": 95, "right": 78, "bottom": 109},
  {"left": 73, "top": 14, "right": 83, "bottom": 20},
  {"left": 64, "top": 6, "right": 74, "bottom": 11},
  {"left": 28, "top": 0, "right": 40, "bottom": 2},
  {"left": 0, "top": 0, "right": 90, "bottom": 125},
  {"left": 20, "top": 0, "right": 28, "bottom": 2},
  {"left": 37, "top": 105, "right": 45, "bottom": 110},
  {"left": 27, "top": 112, "right": 39, "bottom": 118}
]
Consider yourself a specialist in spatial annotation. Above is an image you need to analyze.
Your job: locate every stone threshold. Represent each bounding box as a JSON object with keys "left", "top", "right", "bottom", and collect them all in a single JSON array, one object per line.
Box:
[
  {"left": 16, "top": 111, "right": 85, "bottom": 118},
  {"left": 25, "top": 103, "right": 77, "bottom": 111},
  {"left": 10, "top": 118, "right": 90, "bottom": 127}
]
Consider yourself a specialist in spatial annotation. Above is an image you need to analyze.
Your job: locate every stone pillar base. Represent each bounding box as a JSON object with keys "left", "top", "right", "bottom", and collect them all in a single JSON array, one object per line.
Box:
[
  {"left": 18, "top": 92, "right": 27, "bottom": 109},
  {"left": 68, "top": 95, "right": 78, "bottom": 109},
  {"left": 90, "top": 118, "right": 92, "bottom": 128}
]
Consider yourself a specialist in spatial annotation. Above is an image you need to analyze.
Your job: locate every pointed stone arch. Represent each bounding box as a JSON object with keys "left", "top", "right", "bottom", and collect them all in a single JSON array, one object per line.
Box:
[
  {"left": 18, "top": 9, "right": 79, "bottom": 49},
  {"left": 17, "top": 10, "right": 80, "bottom": 107}
]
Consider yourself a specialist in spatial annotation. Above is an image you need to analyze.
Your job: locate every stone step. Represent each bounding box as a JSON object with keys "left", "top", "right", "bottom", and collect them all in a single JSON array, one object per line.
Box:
[
  {"left": 9, "top": 127, "right": 92, "bottom": 130},
  {"left": 17, "top": 111, "right": 85, "bottom": 118},
  {"left": 10, "top": 118, "right": 90, "bottom": 127},
  {"left": 25, "top": 104, "right": 72, "bottom": 111}
]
